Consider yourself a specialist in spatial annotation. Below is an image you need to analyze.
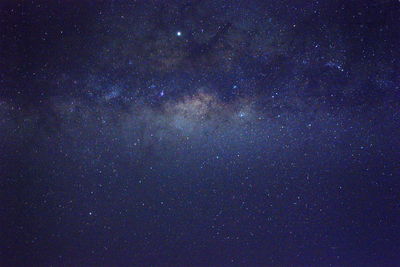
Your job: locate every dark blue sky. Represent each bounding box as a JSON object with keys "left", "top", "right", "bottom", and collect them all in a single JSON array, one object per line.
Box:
[{"left": 1, "top": 0, "right": 399, "bottom": 266}]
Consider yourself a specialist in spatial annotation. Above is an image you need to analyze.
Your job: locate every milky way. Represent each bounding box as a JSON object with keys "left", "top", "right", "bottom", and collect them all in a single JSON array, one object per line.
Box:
[{"left": 1, "top": 1, "right": 400, "bottom": 266}]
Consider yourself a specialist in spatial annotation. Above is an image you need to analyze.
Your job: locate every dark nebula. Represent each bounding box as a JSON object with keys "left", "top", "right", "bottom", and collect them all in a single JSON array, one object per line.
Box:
[{"left": 1, "top": 1, "right": 399, "bottom": 266}]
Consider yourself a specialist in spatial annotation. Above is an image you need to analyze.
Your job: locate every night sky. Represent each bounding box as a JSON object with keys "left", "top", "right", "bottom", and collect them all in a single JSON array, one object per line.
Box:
[{"left": 1, "top": 0, "right": 400, "bottom": 266}]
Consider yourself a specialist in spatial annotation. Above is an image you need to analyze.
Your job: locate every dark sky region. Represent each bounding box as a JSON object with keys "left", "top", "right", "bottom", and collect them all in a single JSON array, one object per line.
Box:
[{"left": 0, "top": 0, "right": 400, "bottom": 266}]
